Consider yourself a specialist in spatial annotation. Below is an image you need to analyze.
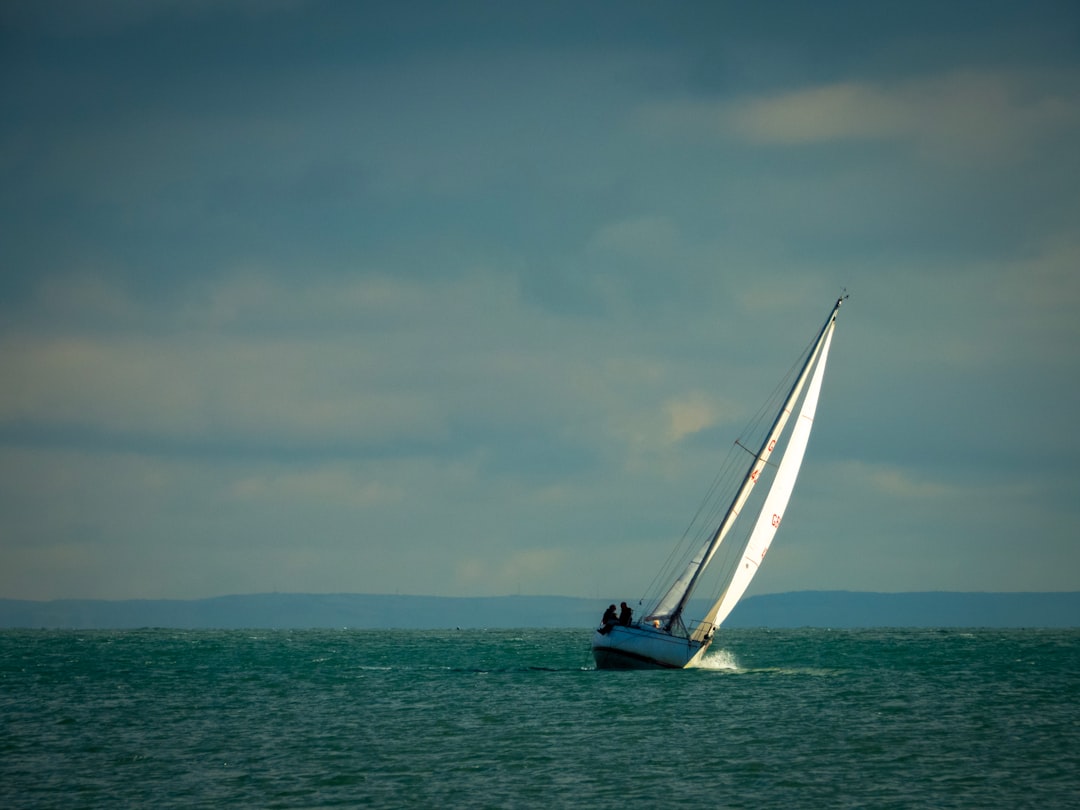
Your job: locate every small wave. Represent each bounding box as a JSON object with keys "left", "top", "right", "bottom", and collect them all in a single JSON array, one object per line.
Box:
[{"left": 693, "top": 648, "right": 740, "bottom": 671}]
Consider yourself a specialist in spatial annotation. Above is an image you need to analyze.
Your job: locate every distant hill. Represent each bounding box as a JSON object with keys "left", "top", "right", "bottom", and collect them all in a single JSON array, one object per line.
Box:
[
  {"left": 1, "top": 591, "right": 1078, "bottom": 630},
  {"left": 726, "top": 590, "right": 1080, "bottom": 629}
]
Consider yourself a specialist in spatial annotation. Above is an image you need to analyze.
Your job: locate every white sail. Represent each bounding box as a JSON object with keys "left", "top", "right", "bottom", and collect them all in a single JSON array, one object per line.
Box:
[
  {"left": 645, "top": 300, "right": 839, "bottom": 630},
  {"left": 694, "top": 322, "right": 835, "bottom": 638}
]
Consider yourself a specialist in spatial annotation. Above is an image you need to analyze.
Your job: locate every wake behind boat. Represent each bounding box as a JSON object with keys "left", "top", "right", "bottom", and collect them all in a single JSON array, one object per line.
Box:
[{"left": 592, "top": 296, "right": 845, "bottom": 669}]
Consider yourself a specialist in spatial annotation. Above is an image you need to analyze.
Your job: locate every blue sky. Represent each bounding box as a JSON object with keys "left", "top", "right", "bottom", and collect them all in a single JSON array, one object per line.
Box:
[{"left": 2, "top": 0, "right": 1078, "bottom": 601}]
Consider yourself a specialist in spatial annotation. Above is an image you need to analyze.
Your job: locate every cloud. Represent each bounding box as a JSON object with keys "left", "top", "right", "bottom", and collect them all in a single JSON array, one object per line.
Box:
[
  {"left": 664, "top": 394, "right": 719, "bottom": 444},
  {"left": 832, "top": 461, "right": 962, "bottom": 500},
  {"left": 731, "top": 82, "right": 913, "bottom": 144},
  {"left": 4, "top": 259, "right": 804, "bottom": 466},
  {"left": 995, "top": 235, "right": 1080, "bottom": 352},
  {"left": 229, "top": 466, "right": 402, "bottom": 507},
  {"left": 641, "top": 68, "right": 1080, "bottom": 164},
  {"left": 2, "top": 269, "right": 544, "bottom": 449},
  {"left": 455, "top": 549, "right": 569, "bottom": 594},
  {"left": 586, "top": 215, "right": 682, "bottom": 260},
  {"left": 0, "top": 331, "right": 447, "bottom": 446}
]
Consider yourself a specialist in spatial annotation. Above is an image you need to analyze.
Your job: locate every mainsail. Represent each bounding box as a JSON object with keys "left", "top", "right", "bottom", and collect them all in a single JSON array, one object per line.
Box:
[
  {"left": 645, "top": 297, "right": 843, "bottom": 635},
  {"left": 691, "top": 320, "right": 835, "bottom": 640}
]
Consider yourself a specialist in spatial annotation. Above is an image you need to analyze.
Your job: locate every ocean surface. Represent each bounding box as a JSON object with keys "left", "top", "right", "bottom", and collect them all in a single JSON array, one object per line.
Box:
[{"left": 2, "top": 628, "right": 1077, "bottom": 809}]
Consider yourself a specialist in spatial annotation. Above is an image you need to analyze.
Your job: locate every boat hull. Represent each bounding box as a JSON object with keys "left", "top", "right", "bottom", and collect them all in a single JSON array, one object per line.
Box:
[{"left": 592, "top": 624, "right": 711, "bottom": 670}]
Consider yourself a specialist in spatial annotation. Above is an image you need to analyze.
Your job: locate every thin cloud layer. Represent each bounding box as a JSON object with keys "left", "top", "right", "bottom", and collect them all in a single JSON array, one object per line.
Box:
[{"left": 723, "top": 70, "right": 1080, "bottom": 158}]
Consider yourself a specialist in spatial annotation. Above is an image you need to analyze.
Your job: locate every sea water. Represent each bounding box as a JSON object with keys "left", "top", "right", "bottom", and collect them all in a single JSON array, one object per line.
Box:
[{"left": 1, "top": 628, "right": 1077, "bottom": 808}]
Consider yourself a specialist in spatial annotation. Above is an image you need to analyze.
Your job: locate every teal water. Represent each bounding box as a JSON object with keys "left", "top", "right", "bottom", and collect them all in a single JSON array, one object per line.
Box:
[{"left": 1, "top": 628, "right": 1077, "bottom": 808}]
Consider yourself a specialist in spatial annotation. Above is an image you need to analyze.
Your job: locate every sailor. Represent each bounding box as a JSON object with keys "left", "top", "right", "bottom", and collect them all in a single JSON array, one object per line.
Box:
[
  {"left": 599, "top": 604, "right": 617, "bottom": 634},
  {"left": 618, "top": 601, "right": 633, "bottom": 626}
]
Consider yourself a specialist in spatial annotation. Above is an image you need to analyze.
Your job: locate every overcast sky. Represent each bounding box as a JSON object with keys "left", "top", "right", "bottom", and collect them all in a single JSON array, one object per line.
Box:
[{"left": 2, "top": 1, "right": 1078, "bottom": 602}]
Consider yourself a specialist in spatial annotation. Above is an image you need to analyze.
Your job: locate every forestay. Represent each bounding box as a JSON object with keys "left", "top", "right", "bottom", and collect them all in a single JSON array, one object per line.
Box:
[{"left": 644, "top": 297, "right": 842, "bottom": 636}]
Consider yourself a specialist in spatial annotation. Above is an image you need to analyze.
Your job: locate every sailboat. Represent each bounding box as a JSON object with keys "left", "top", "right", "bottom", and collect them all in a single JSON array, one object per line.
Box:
[{"left": 592, "top": 296, "right": 845, "bottom": 669}]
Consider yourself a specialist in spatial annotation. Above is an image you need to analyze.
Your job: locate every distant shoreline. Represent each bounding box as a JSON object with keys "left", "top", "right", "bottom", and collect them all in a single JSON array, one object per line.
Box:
[{"left": 2, "top": 591, "right": 1078, "bottom": 630}]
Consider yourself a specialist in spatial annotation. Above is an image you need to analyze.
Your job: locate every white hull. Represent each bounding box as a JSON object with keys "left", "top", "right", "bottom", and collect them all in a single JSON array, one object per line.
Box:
[{"left": 592, "top": 624, "right": 712, "bottom": 670}]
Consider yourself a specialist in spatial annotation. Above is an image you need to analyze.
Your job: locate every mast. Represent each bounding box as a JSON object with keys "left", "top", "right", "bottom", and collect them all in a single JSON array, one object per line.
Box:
[
  {"left": 648, "top": 296, "right": 845, "bottom": 631},
  {"left": 690, "top": 309, "right": 837, "bottom": 641}
]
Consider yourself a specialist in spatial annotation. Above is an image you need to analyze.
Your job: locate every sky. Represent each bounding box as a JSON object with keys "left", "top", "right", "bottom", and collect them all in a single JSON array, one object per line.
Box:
[{"left": 2, "top": 0, "right": 1079, "bottom": 602}]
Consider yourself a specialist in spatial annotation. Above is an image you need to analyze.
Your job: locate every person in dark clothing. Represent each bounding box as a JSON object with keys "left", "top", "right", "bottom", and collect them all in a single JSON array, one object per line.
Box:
[
  {"left": 599, "top": 604, "right": 617, "bottom": 634},
  {"left": 619, "top": 602, "right": 633, "bottom": 626}
]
